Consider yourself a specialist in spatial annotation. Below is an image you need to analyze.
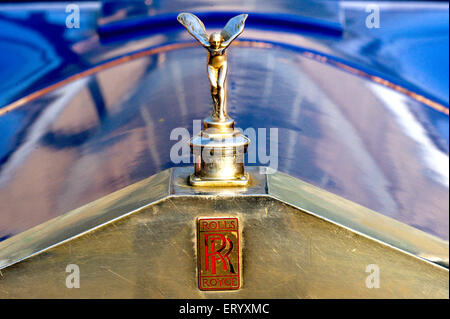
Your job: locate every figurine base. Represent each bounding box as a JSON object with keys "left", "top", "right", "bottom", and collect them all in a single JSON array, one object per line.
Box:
[{"left": 189, "top": 173, "right": 249, "bottom": 187}]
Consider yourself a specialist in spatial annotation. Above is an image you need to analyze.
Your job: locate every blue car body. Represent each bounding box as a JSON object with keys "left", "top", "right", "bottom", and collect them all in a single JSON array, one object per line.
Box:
[{"left": 0, "top": 1, "right": 448, "bottom": 241}]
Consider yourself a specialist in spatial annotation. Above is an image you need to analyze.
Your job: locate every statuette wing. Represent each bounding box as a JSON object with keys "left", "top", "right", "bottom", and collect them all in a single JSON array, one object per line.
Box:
[
  {"left": 177, "top": 12, "right": 210, "bottom": 48},
  {"left": 221, "top": 14, "right": 248, "bottom": 47}
]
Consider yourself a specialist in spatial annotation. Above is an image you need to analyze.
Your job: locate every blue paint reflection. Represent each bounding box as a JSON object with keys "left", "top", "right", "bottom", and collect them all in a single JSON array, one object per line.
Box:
[{"left": 0, "top": 1, "right": 448, "bottom": 242}]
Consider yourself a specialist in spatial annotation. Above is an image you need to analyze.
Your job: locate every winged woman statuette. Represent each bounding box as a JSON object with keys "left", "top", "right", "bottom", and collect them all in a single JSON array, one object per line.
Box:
[{"left": 177, "top": 13, "right": 248, "bottom": 121}]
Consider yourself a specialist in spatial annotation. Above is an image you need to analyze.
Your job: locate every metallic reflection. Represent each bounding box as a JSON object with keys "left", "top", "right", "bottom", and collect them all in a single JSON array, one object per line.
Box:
[
  {"left": 0, "top": 44, "right": 448, "bottom": 241},
  {"left": 0, "top": 167, "right": 447, "bottom": 298}
]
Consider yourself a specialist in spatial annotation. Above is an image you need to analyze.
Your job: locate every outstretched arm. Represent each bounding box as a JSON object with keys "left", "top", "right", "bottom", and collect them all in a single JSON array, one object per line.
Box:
[
  {"left": 177, "top": 13, "right": 210, "bottom": 48},
  {"left": 221, "top": 14, "right": 248, "bottom": 48}
]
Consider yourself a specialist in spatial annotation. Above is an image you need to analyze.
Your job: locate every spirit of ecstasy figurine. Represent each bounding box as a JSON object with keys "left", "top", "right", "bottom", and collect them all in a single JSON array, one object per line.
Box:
[
  {"left": 177, "top": 13, "right": 248, "bottom": 121},
  {"left": 177, "top": 13, "right": 250, "bottom": 187}
]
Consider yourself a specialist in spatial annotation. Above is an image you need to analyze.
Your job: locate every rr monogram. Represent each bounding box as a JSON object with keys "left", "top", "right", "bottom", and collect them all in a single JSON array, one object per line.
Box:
[
  {"left": 197, "top": 217, "right": 241, "bottom": 290},
  {"left": 204, "top": 233, "right": 235, "bottom": 274}
]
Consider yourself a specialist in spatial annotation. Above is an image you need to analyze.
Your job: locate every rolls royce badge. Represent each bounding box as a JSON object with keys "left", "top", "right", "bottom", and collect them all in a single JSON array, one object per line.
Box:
[{"left": 197, "top": 217, "right": 242, "bottom": 291}]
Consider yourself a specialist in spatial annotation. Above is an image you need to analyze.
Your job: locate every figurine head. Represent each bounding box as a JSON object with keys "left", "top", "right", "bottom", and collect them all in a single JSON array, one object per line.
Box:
[{"left": 209, "top": 32, "right": 223, "bottom": 49}]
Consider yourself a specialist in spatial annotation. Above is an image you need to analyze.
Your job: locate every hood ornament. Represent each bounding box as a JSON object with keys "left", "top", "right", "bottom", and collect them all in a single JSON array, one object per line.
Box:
[{"left": 178, "top": 13, "right": 250, "bottom": 187}]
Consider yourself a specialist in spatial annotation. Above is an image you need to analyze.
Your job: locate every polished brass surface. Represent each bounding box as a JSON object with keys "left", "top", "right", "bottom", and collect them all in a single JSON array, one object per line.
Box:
[
  {"left": 197, "top": 217, "right": 242, "bottom": 291},
  {"left": 172, "top": 166, "right": 266, "bottom": 196},
  {"left": 178, "top": 13, "right": 251, "bottom": 186},
  {"left": 0, "top": 170, "right": 170, "bottom": 270},
  {"left": 0, "top": 167, "right": 448, "bottom": 298},
  {"left": 268, "top": 172, "right": 450, "bottom": 268},
  {"left": 189, "top": 128, "right": 250, "bottom": 187}
]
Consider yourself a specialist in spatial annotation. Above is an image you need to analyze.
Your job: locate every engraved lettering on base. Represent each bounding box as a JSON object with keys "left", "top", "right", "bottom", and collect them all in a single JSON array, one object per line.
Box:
[{"left": 197, "top": 217, "right": 241, "bottom": 291}]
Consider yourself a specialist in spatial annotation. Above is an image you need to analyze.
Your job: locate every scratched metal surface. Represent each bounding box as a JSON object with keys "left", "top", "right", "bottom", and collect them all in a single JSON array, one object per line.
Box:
[
  {"left": 2, "top": 167, "right": 447, "bottom": 271},
  {"left": 0, "top": 194, "right": 447, "bottom": 298},
  {"left": 0, "top": 44, "right": 448, "bottom": 242}
]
